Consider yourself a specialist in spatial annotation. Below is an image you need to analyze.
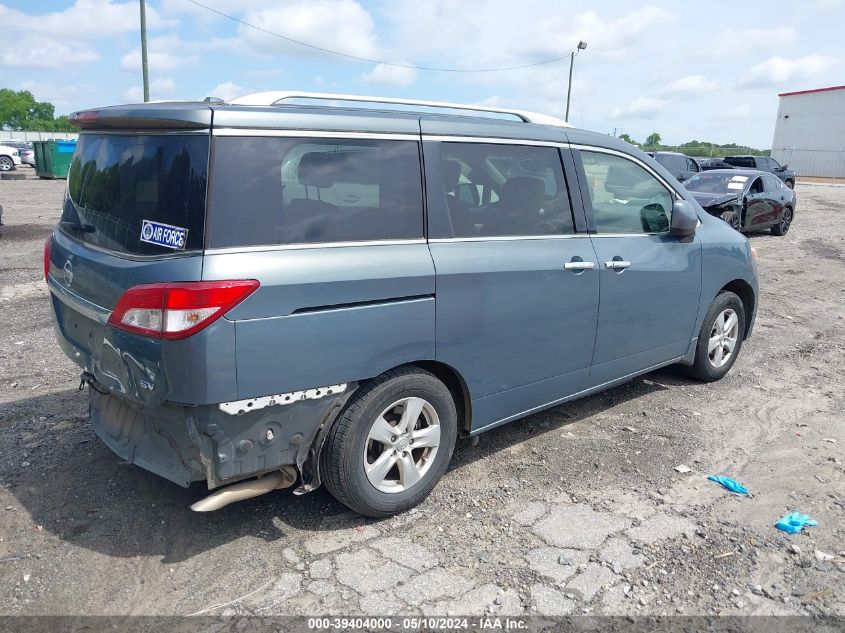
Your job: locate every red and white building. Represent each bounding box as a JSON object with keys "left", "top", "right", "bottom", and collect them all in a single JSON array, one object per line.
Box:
[{"left": 771, "top": 85, "right": 845, "bottom": 179}]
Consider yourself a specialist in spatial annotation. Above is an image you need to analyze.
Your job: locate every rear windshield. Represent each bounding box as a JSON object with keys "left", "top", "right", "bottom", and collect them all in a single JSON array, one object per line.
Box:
[
  {"left": 207, "top": 136, "right": 424, "bottom": 248},
  {"left": 61, "top": 134, "right": 208, "bottom": 255},
  {"left": 724, "top": 157, "right": 755, "bottom": 168}
]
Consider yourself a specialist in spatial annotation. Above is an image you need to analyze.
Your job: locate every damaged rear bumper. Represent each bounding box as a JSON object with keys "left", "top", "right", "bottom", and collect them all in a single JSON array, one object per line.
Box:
[{"left": 88, "top": 382, "right": 351, "bottom": 490}]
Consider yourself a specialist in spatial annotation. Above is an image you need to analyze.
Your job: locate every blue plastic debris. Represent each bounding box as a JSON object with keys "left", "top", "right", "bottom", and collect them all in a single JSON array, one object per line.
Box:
[
  {"left": 775, "top": 512, "right": 817, "bottom": 534},
  {"left": 707, "top": 475, "right": 751, "bottom": 496}
]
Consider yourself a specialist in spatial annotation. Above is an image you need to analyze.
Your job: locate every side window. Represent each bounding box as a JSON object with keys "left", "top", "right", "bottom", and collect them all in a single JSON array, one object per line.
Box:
[
  {"left": 440, "top": 142, "right": 574, "bottom": 238},
  {"left": 208, "top": 137, "right": 424, "bottom": 247},
  {"left": 581, "top": 151, "right": 674, "bottom": 234},
  {"left": 748, "top": 177, "right": 764, "bottom": 194},
  {"left": 687, "top": 157, "right": 699, "bottom": 172},
  {"left": 763, "top": 174, "right": 782, "bottom": 191}
]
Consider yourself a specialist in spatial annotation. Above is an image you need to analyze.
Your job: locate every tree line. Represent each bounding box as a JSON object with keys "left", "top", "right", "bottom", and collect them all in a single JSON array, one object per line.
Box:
[
  {"left": 617, "top": 132, "right": 770, "bottom": 158},
  {"left": 0, "top": 89, "right": 77, "bottom": 132}
]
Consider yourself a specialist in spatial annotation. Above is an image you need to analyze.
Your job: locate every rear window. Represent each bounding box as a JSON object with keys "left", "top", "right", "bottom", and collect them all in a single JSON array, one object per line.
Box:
[
  {"left": 724, "top": 157, "right": 755, "bottom": 168},
  {"left": 62, "top": 134, "right": 209, "bottom": 255},
  {"left": 207, "top": 137, "right": 424, "bottom": 248}
]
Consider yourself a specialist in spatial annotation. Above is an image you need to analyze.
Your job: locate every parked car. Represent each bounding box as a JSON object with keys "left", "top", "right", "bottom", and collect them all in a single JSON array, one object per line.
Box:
[
  {"left": 697, "top": 158, "right": 735, "bottom": 171},
  {"left": 723, "top": 155, "right": 795, "bottom": 188},
  {"left": 46, "top": 92, "right": 759, "bottom": 517},
  {"left": 684, "top": 169, "right": 795, "bottom": 235},
  {"left": 647, "top": 151, "right": 701, "bottom": 182},
  {"left": 0, "top": 144, "right": 21, "bottom": 171},
  {"left": 21, "top": 148, "right": 35, "bottom": 166}
]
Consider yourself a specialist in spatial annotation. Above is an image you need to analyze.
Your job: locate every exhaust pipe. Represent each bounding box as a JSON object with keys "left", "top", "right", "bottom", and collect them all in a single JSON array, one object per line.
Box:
[{"left": 190, "top": 466, "right": 297, "bottom": 512}]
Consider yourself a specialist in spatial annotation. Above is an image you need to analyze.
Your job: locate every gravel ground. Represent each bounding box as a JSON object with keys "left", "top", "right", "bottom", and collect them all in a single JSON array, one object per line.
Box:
[{"left": 0, "top": 178, "right": 843, "bottom": 617}]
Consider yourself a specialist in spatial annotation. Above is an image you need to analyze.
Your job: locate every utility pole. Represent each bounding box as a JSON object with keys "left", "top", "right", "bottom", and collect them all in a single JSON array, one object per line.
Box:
[
  {"left": 140, "top": 0, "right": 150, "bottom": 102},
  {"left": 564, "top": 41, "right": 587, "bottom": 123}
]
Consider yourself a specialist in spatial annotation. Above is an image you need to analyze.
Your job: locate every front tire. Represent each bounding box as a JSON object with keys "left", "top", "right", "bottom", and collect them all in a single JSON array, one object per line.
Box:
[
  {"left": 720, "top": 210, "right": 741, "bottom": 231},
  {"left": 685, "top": 291, "right": 745, "bottom": 382},
  {"left": 785, "top": 179, "right": 794, "bottom": 189},
  {"left": 0, "top": 156, "right": 14, "bottom": 171},
  {"left": 320, "top": 367, "right": 458, "bottom": 517}
]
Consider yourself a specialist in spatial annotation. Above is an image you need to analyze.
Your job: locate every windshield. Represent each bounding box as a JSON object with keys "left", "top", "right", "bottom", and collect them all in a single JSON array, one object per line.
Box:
[
  {"left": 62, "top": 133, "right": 208, "bottom": 255},
  {"left": 684, "top": 172, "right": 748, "bottom": 194}
]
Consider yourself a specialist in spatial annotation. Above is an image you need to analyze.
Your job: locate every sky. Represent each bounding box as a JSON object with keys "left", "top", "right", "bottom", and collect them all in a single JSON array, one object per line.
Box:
[{"left": 1, "top": 0, "right": 842, "bottom": 148}]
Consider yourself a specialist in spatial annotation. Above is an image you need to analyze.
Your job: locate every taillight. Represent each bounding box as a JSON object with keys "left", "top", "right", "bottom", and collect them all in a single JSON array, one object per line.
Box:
[
  {"left": 43, "top": 237, "right": 51, "bottom": 282},
  {"left": 108, "top": 280, "right": 259, "bottom": 340}
]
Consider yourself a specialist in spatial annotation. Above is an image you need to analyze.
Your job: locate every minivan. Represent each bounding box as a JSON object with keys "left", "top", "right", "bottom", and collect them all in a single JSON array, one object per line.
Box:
[{"left": 46, "top": 92, "right": 759, "bottom": 517}]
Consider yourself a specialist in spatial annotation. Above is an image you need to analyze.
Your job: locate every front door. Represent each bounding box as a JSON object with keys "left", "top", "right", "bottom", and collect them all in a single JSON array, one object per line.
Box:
[
  {"left": 744, "top": 176, "right": 774, "bottom": 228},
  {"left": 573, "top": 147, "right": 702, "bottom": 387},
  {"left": 424, "top": 139, "right": 600, "bottom": 431}
]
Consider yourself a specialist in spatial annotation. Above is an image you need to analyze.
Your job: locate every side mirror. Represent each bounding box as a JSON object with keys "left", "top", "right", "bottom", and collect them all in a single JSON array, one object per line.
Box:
[
  {"left": 670, "top": 199, "right": 698, "bottom": 238},
  {"left": 677, "top": 173, "right": 689, "bottom": 182},
  {"left": 781, "top": 164, "right": 788, "bottom": 170}
]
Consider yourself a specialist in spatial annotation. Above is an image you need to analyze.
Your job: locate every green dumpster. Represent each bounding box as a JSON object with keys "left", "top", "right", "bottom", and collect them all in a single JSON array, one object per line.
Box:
[{"left": 34, "top": 139, "right": 77, "bottom": 179}]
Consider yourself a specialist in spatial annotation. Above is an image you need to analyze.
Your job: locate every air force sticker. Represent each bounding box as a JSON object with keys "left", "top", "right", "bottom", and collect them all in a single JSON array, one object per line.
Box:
[{"left": 140, "top": 220, "right": 188, "bottom": 250}]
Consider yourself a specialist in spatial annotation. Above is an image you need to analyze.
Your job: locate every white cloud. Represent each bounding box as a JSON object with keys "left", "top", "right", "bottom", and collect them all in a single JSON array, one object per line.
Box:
[
  {"left": 707, "top": 27, "right": 797, "bottom": 58},
  {"left": 239, "top": 0, "right": 380, "bottom": 59},
  {"left": 741, "top": 55, "right": 836, "bottom": 87},
  {"left": 207, "top": 82, "right": 247, "bottom": 101},
  {"left": 610, "top": 97, "right": 667, "bottom": 120},
  {"left": 122, "top": 78, "right": 176, "bottom": 103},
  {"left": 360, "top": 63, "right": 416, "bottom": 87},
  {"left": 0, "top": 0, "right": 176, "bottom": 39},
  {"left": 1, "top": 40, "right": 98, "bottom": 68},
  {"left": 121, "top": 37, "right": 201, "bottom": 72},
  {"left": 659, "top": 75, "right": 718, "bottom": 99}
]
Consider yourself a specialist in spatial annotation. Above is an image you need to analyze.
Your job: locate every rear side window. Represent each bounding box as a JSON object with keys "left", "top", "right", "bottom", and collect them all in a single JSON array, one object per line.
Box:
[
  {"left": 62, "top": 134, "right": 208, "bottom": 255},
  {"left": 208, "top": 137, "right": 424, "bottom": 248},
  {"left": 439, "top": 142, "right": 574, "bottom": 238}
]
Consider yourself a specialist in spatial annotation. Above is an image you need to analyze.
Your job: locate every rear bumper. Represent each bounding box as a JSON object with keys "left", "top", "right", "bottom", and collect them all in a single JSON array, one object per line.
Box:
[{"left": 89, "top": 384, "right": 348, "bottom": 489}]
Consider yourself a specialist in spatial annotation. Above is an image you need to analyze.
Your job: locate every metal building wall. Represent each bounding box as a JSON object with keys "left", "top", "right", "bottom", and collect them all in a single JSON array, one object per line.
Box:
[{"left": 771, "top": 88, "right": 845, "bottom": 178}]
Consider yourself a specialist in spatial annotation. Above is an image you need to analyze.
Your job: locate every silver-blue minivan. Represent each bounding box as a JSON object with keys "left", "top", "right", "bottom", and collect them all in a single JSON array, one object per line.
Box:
[{"left": 46, "top": 92, "right": 758, "bottom": 517}]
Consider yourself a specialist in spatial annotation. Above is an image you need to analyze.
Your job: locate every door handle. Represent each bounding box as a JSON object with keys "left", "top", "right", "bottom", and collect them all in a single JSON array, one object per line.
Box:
[
  {"left": 564, "top": 261, "right": 595, "bottom": 271},
  {"left": 605, "top": 260, "right": 631, "bottom": 270}
]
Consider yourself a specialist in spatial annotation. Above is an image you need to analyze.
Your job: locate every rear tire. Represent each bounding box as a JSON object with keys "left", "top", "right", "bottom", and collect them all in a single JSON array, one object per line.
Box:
[
  {"left": 771, "top": 206, "right": 793, "bottom": 236},
  {"left": 0, "top": 156, "right": 14, "bottom": 171},
  {"left": 320, "top": 367, "right": 458, "bottom": 517},
  {"left": 785, "top": 179, "right": 794, "bottom": 189},
  {"left": 685, "top": 291, "right": 745, "bottom": 382}
]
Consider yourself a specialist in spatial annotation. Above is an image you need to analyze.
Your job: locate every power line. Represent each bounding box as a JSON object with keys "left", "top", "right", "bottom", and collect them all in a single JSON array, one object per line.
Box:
[{"left": 184, "top": 0, "right": 572, "bottom": 73}]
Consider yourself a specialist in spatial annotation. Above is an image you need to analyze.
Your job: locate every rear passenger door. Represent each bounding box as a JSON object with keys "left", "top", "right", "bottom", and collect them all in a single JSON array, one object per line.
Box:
[
  {"left": 203, "top": 132, "right": 436, "bottom": 400},
  {"left": 423, "top": 138, "right": 600, "bottom": 432},
  {"left": 573, "top": 147, "right": 702, "bottom": 387}
]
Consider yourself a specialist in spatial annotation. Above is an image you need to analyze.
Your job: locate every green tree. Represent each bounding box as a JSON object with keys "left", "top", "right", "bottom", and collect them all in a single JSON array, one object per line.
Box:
[
  {"left": 618, "top": 133, "right": 637, "bottom": 145},
  {"left": 644, "top": 132, "right": 662, "bottom": 147},
  {"left": 0, "top": 88, "right": 76, "bottom": 131}
]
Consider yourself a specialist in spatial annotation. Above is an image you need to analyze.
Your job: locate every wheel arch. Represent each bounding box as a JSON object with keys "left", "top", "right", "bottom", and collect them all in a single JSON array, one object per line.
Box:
[
  {"left": 409, "top": 360, "right": 472, "bottom": 435},
  {"left": 720, "top": 279, "right": 755, "bottom": 339}
]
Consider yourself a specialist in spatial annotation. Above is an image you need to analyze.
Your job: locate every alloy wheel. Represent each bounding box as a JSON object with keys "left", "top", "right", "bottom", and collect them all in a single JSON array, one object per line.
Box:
[
  {"left": 363, "top": 396, "right": 441, "bottom": 493},
  {"left": 780, "top": 208, "right": 793, "bottom": 234},
  {"left": 708, "top": 308, "right": 739, "bottom": 368}
]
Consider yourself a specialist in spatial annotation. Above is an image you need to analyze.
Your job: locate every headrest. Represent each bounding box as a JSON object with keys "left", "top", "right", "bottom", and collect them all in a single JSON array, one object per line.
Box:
[
  {"left": 604, "top": 165, "right": 640, "bottom": 192},
  {"left": 499, "top": 176, "right": 545, "bottom": 207},
  {"left": 298, "top": 152, "right": 336, "bottom": 188},
  {"left": 442, "top": 159, "right": 462, "bottom": 192}
]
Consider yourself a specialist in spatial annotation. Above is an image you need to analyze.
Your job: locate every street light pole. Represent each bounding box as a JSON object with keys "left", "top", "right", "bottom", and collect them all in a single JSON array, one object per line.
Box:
[
  {"left": 140, "top": 0, "right": 150, "bottom": 102},
  {"left": 565, "top": 41, "right": 587, "bottom": 123}
]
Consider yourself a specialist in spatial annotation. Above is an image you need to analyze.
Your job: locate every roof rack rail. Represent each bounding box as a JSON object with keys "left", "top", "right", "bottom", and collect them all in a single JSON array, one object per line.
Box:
[{"left": 227, "top": 91, "right": 571, "bottom": 128}]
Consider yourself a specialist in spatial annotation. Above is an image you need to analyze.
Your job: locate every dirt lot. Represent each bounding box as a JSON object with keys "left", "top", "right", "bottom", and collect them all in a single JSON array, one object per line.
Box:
[{"left": 0, "top": 176, "right": 843, "bottom": 618}]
